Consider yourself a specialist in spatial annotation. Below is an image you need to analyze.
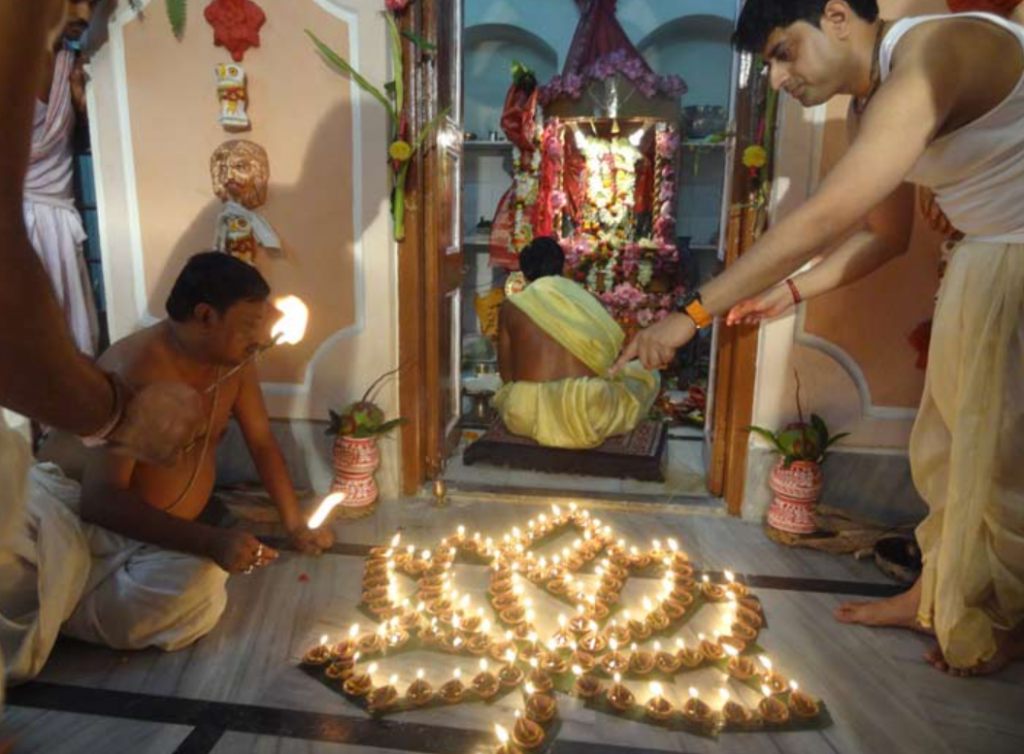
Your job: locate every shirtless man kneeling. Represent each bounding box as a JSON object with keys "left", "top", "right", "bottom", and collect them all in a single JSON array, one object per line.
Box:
[{"left": 37, "top": 252, "right": 335, "bottom": 651}]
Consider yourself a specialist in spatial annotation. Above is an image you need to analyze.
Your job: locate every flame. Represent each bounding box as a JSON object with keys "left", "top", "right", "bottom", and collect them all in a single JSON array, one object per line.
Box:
[
  {"left": 495, "top": 724, "right": 509, "bottom": 744},
  {"left": 308, "top": 492, "right": 345, "bottom": 529},
  {"left": 271, "top": 295, "right": 309, "bottom": 345},
  {"left": 650, "top": 682, "right": 663, "bottom": 698}
]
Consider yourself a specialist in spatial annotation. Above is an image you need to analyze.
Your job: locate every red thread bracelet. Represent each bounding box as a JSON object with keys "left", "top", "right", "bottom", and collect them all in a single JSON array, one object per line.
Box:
[{"left": 785, "top": 278, "right": 802, "bottom": 305}]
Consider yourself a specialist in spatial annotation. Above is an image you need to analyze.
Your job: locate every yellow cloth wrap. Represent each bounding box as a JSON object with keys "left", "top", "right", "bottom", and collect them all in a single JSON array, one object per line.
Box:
[
  {"left": 492, "top": 276, "right": 660, "bottom": 449},
  {"left": 912, "top": 241, "right": 1024, "bottom": 669}
]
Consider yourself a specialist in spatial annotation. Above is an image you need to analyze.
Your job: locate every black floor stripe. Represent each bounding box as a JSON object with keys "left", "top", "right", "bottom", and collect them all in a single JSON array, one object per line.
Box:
[
  {"left": 262, "top": 538, "right": 904, "bottom": 599},
  {"left": 173, "top": 724, "right": 225, "bottom": 754},
  {"left": 8, "top": 682, "right": 698, "bottom": 754}
]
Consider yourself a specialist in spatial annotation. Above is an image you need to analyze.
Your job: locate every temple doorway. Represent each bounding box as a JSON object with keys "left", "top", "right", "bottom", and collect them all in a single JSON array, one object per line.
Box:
[{"left": 443, "top": 0, "right": 748, "bottom": 502}]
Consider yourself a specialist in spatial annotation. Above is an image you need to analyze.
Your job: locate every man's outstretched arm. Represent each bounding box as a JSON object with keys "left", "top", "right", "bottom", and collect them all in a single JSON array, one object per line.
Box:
[{"left": 0, "top": 0, "right": 115, "bottom": 434}]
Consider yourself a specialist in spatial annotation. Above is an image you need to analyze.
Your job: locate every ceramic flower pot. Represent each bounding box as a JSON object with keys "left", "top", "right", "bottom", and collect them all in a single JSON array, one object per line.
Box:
[
  {"left": 332, "top": 435, "right": 381, "bottom": 509},
  {"left": 766, "top": 459, "right": 823, "bottom": 535}
]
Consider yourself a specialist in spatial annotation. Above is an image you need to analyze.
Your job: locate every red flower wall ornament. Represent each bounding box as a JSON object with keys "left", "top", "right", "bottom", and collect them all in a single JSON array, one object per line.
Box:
[{"left": 204, "top": 0, "right": 267, "bottom": 62}]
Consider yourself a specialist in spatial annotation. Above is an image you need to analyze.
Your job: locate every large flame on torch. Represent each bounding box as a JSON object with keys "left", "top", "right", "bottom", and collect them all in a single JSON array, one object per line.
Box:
[{"left": 271, "top": 295, "right": 309, "bottom": 346}]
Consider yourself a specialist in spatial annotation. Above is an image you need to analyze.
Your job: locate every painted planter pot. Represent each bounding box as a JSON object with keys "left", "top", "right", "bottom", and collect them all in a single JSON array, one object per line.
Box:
[
  {"left": 332, "top": 436, "right": 381, "bottom": 509},
  {"left": 766, "top": 459, "right": 823, "bottom": 535}
]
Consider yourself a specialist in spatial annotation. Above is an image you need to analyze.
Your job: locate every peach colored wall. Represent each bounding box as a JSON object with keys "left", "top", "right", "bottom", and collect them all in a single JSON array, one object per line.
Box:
[
  {"left": 122, "top": 0, "right": 355, "bottom": 385},
  {"left": 88, "top": 0, "right": 400, "bottom": 497}
]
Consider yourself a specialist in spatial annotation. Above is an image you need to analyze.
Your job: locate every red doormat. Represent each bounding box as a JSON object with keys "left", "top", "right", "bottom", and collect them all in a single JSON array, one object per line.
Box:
[{"left": 463, "top": 420, "right": 667, "bottom": 482}]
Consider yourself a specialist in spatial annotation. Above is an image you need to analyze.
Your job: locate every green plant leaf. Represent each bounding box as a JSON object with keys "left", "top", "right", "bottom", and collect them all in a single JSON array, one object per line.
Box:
[
  {"left": 400, "top": 29, "right": 437, "bottom": 51},
  {"left": 386, "top": 13, "right": 404, "bottom": 117},
  {"left": 823, "top": 432, "right": 851, "bottom": 451},
  {"left": 746, "top": 426, "right": 786, "bottom": 456},
  {"left": 166, "top": 0, "right": 186, "bottom": 40},
  {"left": 368, "top": 417, "right": 408, "bottom": 436},
  {"left": 306, "top": 30, "right": 396, "bottom": 121},
  {"left": 413, "top": 106, "right": 452, "bottom": 152}
]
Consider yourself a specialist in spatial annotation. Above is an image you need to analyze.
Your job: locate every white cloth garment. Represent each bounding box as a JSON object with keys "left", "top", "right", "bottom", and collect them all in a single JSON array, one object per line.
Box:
[
  {"left": 0, "top": 415, "right": 32, "bottom": 719},
  {"left": 0, "top": 464, "right": 229, "bottom": 688},
  {"left": 881, "top": 13, "right": 1024, "bottom": 243},
  {"left": 24, "top": 49, "right": 99, "bottom": 356}
]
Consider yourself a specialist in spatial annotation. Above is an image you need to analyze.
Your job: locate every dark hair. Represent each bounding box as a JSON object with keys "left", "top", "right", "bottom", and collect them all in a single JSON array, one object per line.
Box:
[
  {"left": 519, "top": 237, "right": 565, "bottom": 282},
  {"left": 166, "top": 252, "right": 271, "bottom": 322},
  {"left": 733, "top": 0, "right": 879, "bottom": 53}
]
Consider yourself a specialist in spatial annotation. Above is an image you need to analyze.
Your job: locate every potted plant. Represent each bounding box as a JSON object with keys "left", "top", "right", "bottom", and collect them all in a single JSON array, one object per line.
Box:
[
  {"left": 326, "top": 367, "right": 406, "bottom": 511},
  {"left": 747, "top": 376, "right": 848, "bottom": 535}
]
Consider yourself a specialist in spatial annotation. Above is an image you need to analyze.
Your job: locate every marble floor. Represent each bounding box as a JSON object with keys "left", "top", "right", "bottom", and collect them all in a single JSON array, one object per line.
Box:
[{"left": 4, "top": 494, "right": 1023, "bottom": 754}]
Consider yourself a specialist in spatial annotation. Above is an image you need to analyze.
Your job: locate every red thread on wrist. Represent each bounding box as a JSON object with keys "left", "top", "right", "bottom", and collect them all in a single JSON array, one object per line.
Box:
[{"left": 785, "top": 278, "right": 802, "bottom": 305}]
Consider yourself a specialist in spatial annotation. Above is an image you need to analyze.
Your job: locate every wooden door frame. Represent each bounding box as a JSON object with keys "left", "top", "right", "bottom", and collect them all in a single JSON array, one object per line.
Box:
[
  {"left": 397, "top": 0, "right": 462, "bottom": 495},
  {"left": 707, "top": 59, "right": 767, "bottom": 516}
]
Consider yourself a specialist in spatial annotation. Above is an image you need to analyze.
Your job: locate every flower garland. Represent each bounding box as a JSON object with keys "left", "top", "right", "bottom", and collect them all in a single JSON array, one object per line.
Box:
[
  {"left": 654, "top": 125, "right": 680, "bottom": 247},
  {"left": 539, "top": 50, "right": 687, "bottom": 105},
  {"left": 511, "top": 112, "right": 544, "bottom": 252}
]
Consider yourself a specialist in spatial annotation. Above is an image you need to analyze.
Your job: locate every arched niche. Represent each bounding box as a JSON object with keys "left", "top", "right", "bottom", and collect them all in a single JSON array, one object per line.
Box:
[
  {"left": 464, "top": 23, "right": 558, "bottom": 136},
  {"left": 637, "top": 15, "right": 735, "bottom": 109}
]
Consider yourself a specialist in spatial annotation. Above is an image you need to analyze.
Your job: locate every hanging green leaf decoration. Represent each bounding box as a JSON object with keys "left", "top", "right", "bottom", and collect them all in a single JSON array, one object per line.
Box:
[{"left": 166, "top": 0, "right": 187, "bottom": 40}]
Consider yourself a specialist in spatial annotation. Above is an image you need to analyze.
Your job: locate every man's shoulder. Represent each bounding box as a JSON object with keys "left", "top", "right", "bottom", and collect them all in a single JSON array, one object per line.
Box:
[{"left": 99, "top": 324, "right": 170, "bottom": 386}]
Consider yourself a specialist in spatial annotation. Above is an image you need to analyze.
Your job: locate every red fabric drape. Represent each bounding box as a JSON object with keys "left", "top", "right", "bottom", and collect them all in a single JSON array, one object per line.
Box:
[
  {"left": 561, "top": 0, "right": 653, "bottom": 76},
  {"left": 947, "top": 0, "right": 1022, "bottom": 14}
]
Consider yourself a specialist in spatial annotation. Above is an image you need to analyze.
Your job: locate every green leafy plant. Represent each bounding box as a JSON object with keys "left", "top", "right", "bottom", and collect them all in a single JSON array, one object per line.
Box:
[
  {"left": 746, "top": 373, "right": 849, "bottom": 467},
  {"left": 307, "top": 9, "right": 448, "bottom": 241},
  {"left": 166, "top": 0, "right": 187, "bottom": 39},
  {"left": 326, "top": 366, "right": 407, "bottom": 439}
]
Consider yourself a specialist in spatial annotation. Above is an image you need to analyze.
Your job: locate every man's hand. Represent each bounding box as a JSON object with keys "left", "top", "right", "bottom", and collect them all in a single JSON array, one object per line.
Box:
[
  {"left": 209, "top": 530, "right": 278, "bottom": 574},
  {"left": 611, "top": 313, "right": 696, "bottom": 374},
  {"left": 288, "top": 524, "right": 336, "bottom": 556},
  {"left": 69, "top": 57, "right": 87, "bottom": 114},
  {"left": 108, "top": 382, "right": 204, "bottom": 466},
  {"left": 725, "top": 284, "right": 795, "bottom": 327}
]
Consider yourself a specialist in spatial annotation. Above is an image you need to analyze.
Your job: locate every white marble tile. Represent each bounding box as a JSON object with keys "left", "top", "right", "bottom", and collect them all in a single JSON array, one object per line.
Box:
[{"left": 1, "top": 707, "right": 191, "bottom": 754}]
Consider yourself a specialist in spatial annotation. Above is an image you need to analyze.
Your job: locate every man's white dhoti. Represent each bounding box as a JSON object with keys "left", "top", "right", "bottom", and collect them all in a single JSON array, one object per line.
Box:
[
  {"left": 0, "top": 465, "right": 228, "bottom": 687},
  {"left": 913, "top": 240, "right": 1024, "bottom": 668}
]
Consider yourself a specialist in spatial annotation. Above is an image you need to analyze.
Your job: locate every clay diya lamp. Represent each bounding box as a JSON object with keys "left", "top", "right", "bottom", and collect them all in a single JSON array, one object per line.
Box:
[
  {"left": 603, "top": 621, "right": 632, "bottom": 646},
  {"left": 723, "top": 571, "right": 749, "bottom": 599},
  {"left": 611, "top": 551, "right": 632, "bottom": 569},
  {"left": 542, "top": 652, "right": 569, "bottom": 675},
  {"left": 572, "top": 666, "right": 603, "bottom": 699},
  {"left": 356, "top": 631, "right": 385, "bottom": 655},
  {"left": 628, "top": 645, "right": 656, "bottom": 675},
  {"left": 367, "top": 546, "right": 391, "bottom": 559},
  {"left": 566, "top": 554, "right": 586, "bottom": 571},
  {"left": 646, "top": 608, "right": 670, "bottom": 632},
  {"left": 512, "top": 622, "right": 533, "bottom": 641},
  {"left": 731, "top": 620, "right": 758, "bottom": 643},
  {"left": 499, "top": 661, "right": 525, "bottom": 688},
  {"left": 675, "top": 641, "right": 704, "bottom": 669},
  {"left": 585, "top": 600, "right": 611, "bottom": 621},
  {"left": 406, "top": 671, "right": 434, "bottom": 707},
  {"left": 700, "top": 576, "right": 727, "bottom": 601},
  {"left": 740, "top": 596, "right": 763, "bottom": 614},
  {"left": 406, "top": 558, "right": 429, "bottom": 577},
  {"left": 342, "top": 664, "right": 376, "bottom": 697},
  {"left": 489, "top": 577, "right": 514, "bottom": 596},
  {"left": 471, "top": 660, "right": 500, "bottom": 700},
  {"left": 579, "top": 631, "right": 607, "bottom": 655},
  {"left": 606, "top": 562, "right": 629, "bottom": 580},
  {"left": 672, "top": 558, "right": 693, "bottom": 576},
  {"left": 438, "top": 670, "right": 466, "bottom": 704},
  {"left": 606, "top": 673, "right": 635, "bottom": 713},
  {"left": 524, "top": 684, "right": 558, "bottom": 724},
  {"left": 699, "top": 638, "right": 725, "bottom": 662},
  {"left": 661, "top": 598, "right": 687, "bottom": 621},
  {"left": 644, "top": 682, "right": 674, "bottom": 723},
  {"left": 467, "top": 633, "right": 491, "bottom": 656},
  {"left": 719, "top": 633, "right": 746, "bottom": 654},
  {"left": 758, "top": 656, "right": 789, "bottom": 694},
  {"left": 512, "top": 713, "right": 546, "bottom": 751},
  {"left": 460, "top": 614, "right": 483, "bottom": 634},
  {"left": 682, "top": 688, "right": 714, "bottom": 726},
  {"left": 726, "top": 653, "right": 759, "bottom": 681},
  {"left": 758, "top": 686, "right": 791, "bottom": 725},
  {"left": 490, "top": 638, "right": 517, "bottom": 663},
  {"left": 671, "top": 585, "right": 696, "bottom": 604},
  {"left": 367, "top": 675, "right": 400, "bottom": 713},
  {"left": 737, "top": 605, "right": 764, "bottom": 629},
  {"left": 628, "top": 618, "right": 653, "bottom": 642},
  {"left": 500, "top": 605, "right": 526, "bottom": 625},
  {"left": 362, "top": 586, "right": 388, "bottom": 605},
  {"left": 527, "top": 663, "right": 554, "bottom": 693},
  {"left": 492, "top": 591, "right": 519, "bottom": 609},
  {"left": 654, "top": 645, "right": 681, "bottom": 674},
  {"left": 630, "top": 550, "right": 653, "bottom": 569},
  {"left": 600, "top": 574, "right": 624, "bottom": 592},
  {"left": 546, "top": 577, "right": 568, "bottom": 596},
  {"left": 324, "top": 657, "right": 356, "bottom": 682},
  {"left": 569, "top": 647, "right": 596, "bottom": 672},
  {"left": 719, "top": 690, "right": 754, "bottom": 728},
  {"left": 599, "top": 648, "right": 628, "bottom": 676},
  {"left": 426, "top": 597, "right": 452, "bottom": 618},
  {"left": 568, "top": 614, "right": 590, "bottom": 636},
  {"left": 385, "top": 628, "right": 410, "bottom": 650},
  {"left": 788, "top": 684, "right": 820, "bottom": 719},
  {"left": 302, "top": 635, "right": 332, "bottom": 666}
]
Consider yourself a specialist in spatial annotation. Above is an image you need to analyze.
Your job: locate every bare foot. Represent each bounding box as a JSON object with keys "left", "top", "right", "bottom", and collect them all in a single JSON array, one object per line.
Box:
[
  {"left": 927, "top": 621, "right": 1024, "bottom": 677},
  {"left": 834, "top": 578, "right": 932, "bottom": 634}
]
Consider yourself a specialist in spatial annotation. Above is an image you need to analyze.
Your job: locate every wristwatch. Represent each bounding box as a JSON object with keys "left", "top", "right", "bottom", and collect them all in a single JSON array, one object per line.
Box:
[{"left": 677, "top": 290, "right": 714, "bottom": 330}]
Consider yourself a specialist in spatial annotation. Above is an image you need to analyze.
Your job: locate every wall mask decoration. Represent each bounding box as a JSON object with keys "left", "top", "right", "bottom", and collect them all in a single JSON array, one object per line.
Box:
[
  {"left": 210, "top": 139, "right": 280, "bottom": 263},
  {"left": 216, "top": 62, "right": 250, "bottom": 131},
  {"left": 204, "top": 0, "right": 267, "bottom": 62}
]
